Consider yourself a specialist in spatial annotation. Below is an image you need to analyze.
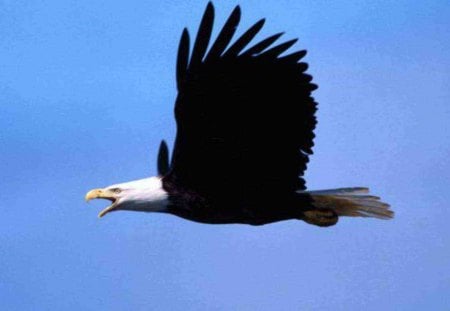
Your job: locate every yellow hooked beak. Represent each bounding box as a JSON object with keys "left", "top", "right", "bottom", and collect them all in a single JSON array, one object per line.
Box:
[{"left": 85, "top": 188, "right": 118, "bottom": 218}]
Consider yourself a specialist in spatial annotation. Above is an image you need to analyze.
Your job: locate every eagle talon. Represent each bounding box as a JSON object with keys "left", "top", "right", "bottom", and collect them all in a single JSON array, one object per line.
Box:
[{"left": 303, "top": 209, "right": 338, "bottom": 227}]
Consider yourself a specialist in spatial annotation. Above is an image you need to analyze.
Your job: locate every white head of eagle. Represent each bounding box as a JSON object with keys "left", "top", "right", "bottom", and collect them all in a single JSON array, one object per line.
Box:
[
  {"left": 85, "top": 2, "right": 393, "bottom": 226},
  {"left": 86, "top": 177, "right": 168, "bottom": 218}
]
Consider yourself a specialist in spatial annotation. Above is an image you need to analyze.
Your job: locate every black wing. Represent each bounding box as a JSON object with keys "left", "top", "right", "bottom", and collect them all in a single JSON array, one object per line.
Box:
[{"left": 167, "top": 2, "right": 317, "bottom": 200}]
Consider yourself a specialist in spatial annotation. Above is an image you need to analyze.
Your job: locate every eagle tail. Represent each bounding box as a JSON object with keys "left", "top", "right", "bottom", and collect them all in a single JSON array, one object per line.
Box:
[{"left": 299, "top": 187, "right": 394, "bottom": 227}]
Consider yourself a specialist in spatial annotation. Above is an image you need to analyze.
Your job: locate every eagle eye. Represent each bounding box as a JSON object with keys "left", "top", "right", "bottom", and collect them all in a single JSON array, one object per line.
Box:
[{"left": 111, "top": 188, "right": 121, "bottom": 194}]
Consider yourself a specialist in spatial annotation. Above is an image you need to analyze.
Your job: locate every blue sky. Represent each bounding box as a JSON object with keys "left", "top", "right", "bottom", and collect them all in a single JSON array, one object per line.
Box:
[{"left": 1, "top": 1, "right": 449, "bottom": 310}]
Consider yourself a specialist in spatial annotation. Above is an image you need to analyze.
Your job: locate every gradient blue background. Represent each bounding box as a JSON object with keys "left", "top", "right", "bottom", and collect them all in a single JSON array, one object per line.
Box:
[{"left": 1, "top": 1, "right": 449, "bottom": 310}]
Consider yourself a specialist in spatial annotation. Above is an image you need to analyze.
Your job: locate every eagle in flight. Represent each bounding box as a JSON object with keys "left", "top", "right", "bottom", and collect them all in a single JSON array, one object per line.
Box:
[{"left": 85, "top": 2, "right": 393, "bottom": 226}]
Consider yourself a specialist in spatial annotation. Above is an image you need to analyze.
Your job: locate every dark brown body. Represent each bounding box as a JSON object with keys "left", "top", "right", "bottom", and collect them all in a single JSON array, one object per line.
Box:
[{"left": 164, "top": 179, "right": 319, "bottom": 225}]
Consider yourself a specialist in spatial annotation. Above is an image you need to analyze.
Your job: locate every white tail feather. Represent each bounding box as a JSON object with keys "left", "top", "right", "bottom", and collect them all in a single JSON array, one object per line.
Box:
[{"left": 300, "top": 187, "right": 394, "bottom": 220}]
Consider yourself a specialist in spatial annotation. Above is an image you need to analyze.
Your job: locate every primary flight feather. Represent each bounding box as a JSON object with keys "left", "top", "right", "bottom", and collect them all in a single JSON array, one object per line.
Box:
[{"left": 85, "top": 3, "right": 393, "bottom": 226}]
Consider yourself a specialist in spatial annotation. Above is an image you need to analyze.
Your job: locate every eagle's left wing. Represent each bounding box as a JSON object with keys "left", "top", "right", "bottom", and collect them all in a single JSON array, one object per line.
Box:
[{"left": 166, "top": 3, "right": 317, "bottom": 202}]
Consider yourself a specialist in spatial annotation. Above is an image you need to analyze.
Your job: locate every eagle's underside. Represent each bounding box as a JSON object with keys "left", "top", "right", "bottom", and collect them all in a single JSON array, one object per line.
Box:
[{"left": 164, "top": 186, "right": 317, "bottom": 225}]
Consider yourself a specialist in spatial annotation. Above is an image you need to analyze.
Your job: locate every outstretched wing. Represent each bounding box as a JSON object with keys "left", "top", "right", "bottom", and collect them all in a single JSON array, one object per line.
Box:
[{"left": 167, "top": 2, "right": 317, "bottom": 199}]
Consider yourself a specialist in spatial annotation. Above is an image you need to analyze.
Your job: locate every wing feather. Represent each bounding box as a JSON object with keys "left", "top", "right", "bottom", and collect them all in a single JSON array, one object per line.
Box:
[
  {"left": 241, "top": 32, "right": 284, "bottom": 56},
  {"left": 189, "top": 2, "right": 214, "bottom": 69},
  {"left": 176, "top": 29, "right": 190, "bottom": 91},
  {"left": 223, "top": 19, "right": 265, "bottom": 57},
  {"left": 157, "top": 140, "right": 170, "bottom": 176},
  {"left": 259, "top": 39, "right": 298, "bottom": 58},
  {"left": 205, "top": 5, "right": 241, "bottom": 61},
  {"left": 280, "top": 50, "right": 307, "bottom": 63}
]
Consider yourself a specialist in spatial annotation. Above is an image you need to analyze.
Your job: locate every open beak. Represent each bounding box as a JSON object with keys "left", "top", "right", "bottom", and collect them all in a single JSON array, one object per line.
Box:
[{"left": 85, "top": 188, "right": 118, "bottom": 218}]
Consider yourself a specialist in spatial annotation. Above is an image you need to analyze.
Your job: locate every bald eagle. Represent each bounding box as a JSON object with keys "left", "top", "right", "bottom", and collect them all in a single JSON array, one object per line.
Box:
[{"left": 85, "top": 3, "right": 393, "bottom": 226}]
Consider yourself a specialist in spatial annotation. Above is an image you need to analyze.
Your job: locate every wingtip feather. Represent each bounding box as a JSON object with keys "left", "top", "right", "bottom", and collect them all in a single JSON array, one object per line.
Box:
[
  {"left": 224, "top": 18, "right": 266, "bottom": 57},
  {"left": 241, "top": 32, "right": 284, "bottom": 56},
  {"left": 190, "top": 2, "right": 215, "bottom": 68},
  {"left": 176, "top": 28, "right": 190, "bottom": 90}
]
